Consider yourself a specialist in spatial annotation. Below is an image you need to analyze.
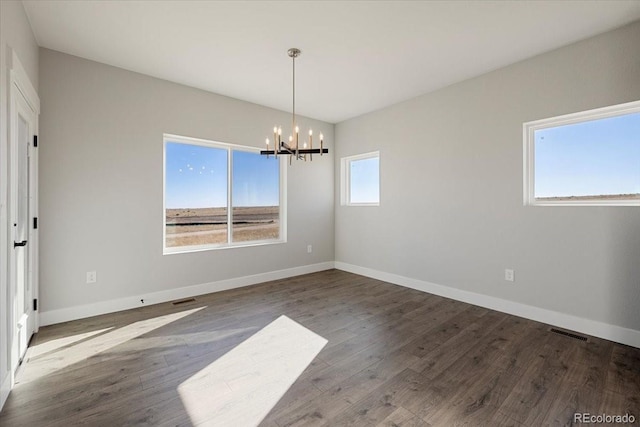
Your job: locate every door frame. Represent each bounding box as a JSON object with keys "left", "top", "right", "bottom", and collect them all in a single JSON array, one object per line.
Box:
[{"left": 4, "top": 48, "right": 39, "bottom": 398}]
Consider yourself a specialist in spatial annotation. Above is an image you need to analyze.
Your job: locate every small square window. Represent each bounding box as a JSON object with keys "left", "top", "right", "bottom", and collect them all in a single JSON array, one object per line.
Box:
[{"left": 341, "top": 151, "right": 380, "bottom": 206}]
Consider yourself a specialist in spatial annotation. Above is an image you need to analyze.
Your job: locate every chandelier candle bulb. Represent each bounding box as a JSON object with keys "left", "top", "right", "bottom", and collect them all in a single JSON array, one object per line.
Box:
[
  {"left": 265, "top": 138, "right": 270, "bottom": 158},
  {"left": 273, "top": 128, "right": 278, "bottom": 157},
  {"left": 320, "top": 133, "right": 324, "bottom": 155},
  {"left": 309, "top": 130, "right": 313, "bottom": 161}
]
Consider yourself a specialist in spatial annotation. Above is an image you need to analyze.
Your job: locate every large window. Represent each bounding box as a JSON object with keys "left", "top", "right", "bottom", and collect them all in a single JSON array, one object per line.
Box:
[
  {"left": 523, "top": 100, "right": 640, "bottom": 206},
  {"left": 164, "top": 134, "right": 284, "bottom": 253},
  {"left": 341, "top": 151, "right": 380, "bottom": 206}
]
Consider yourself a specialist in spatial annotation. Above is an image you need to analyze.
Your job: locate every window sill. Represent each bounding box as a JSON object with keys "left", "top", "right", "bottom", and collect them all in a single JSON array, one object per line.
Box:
[{"left": 163, "top": 238, "right": 287, "bottom": 255}]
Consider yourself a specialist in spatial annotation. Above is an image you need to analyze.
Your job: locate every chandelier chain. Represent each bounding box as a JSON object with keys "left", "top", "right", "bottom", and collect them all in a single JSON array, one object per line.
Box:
[{"left": 292, "top": 52, "right": 296, "bottom": 135}]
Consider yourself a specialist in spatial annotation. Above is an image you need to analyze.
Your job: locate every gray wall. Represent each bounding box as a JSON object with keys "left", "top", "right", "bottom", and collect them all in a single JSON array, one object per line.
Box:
[
  {"left": 39, "top": 49, "right": 334, "bottom": 313},
  {"left": 0, "top": 0, "right": 39, "bottom": 403},
  {"left": 0, "top": 1, "right": 39, "bottom": 90},
  {"left": 335, "top": 21, "right": 640, "bottom": 332}
]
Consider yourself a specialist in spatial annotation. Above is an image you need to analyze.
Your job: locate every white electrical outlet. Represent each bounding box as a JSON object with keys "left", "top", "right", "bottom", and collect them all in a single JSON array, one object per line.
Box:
[
  {"left": 504, "top": 269, "right": 515, "bottom": 282},
  {"left": 86, "top": 271, "right": 97, "bottom": 284},
  {"left": 307, "top": 245, "right": 313, "bottom": 254}
]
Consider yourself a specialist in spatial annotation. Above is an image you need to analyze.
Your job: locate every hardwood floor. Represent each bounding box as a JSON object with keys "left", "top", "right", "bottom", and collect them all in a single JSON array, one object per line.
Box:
[{"left": 0, "top": 269, "right": 638, "bottom": 426}]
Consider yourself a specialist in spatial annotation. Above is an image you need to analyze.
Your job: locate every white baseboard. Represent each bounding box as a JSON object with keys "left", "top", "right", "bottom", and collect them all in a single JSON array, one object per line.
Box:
[
  {"left": 40, "top": 262, "right": 335, "bottom": 326},
  {"left": 335, "top": 261, "right": 640, "bottom": 349},
  {"left": 38, "top": 260, "right": 640, "bottom": 348},
  {"left": 0, "top": 373, "right": 10, "bottom": 412}
]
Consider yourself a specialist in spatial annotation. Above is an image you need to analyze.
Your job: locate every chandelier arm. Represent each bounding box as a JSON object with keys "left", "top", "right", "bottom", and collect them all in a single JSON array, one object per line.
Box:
[
  {"left": 281, "top": 141, "right": 294, "bottom": 152},
  {"left": 260, "top": 148, "right": 328, "bottom": 155}
]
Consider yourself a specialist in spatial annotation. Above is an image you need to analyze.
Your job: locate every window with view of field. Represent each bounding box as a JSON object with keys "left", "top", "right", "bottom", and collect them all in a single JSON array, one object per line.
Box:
[
  {"left": 164, "top": 135, "right": 283, "bottom": 253},
  {"left": 524, "top": 101, "right": 640, "bottom": 206}
]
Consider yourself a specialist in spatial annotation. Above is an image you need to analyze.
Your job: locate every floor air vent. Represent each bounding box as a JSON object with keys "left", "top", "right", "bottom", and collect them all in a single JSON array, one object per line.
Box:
[
  {"left": 549, "top": 328, "right": 588, "bottom": 342},
  {"left": 172, "top": 298, "right": 196, "bottom": 305}
]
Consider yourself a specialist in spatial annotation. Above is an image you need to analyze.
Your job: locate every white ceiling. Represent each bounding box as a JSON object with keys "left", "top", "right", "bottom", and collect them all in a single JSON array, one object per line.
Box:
[{"left": 22, "top": 1, "right": 640, "bottom": 124}]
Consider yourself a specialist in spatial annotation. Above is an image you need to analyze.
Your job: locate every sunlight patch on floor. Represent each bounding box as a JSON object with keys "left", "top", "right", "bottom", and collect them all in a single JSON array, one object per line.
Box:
[
  {"left": 106, "top": 328, "right": 257, "bottom": 351},
  {"left": 29, "top": 327, "right": 114, "bottom": 359},
  {"left": 178, "top": 315, "right": 328, "bottom": 426},
  {"left": 18, "top": 307, "right": 205, "bottom": 384}
]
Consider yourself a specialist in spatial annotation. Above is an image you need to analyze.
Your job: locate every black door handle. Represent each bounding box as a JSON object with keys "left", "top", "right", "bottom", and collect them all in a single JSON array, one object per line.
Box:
[{"left": 14, "top": 240, "right": 27, "bottom": 247}]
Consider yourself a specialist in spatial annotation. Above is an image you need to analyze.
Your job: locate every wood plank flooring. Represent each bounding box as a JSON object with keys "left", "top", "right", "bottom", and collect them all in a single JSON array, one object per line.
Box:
[{"left": 0, "top": 269, "right": 638, "bottom": 426}]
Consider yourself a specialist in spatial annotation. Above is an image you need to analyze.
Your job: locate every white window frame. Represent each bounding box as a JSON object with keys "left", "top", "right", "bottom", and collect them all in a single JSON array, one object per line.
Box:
[
  {"left": 341, "top": 151, "right": 380, "bottom": 206},
  {"left": 523, "top": 100, "right": 640, "bottom": 207},
  {"left": 163, "top": 133, "right": 287, "bottom": 254}
]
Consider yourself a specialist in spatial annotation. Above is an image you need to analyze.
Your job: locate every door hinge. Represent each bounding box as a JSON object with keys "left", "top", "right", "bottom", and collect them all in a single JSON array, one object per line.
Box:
[
  {"left": 33, "top": 299, "right": 38, "bottom": 311},
  {"left": 33, "top": 217, "right": 38, "bottom": 229},
  {"left": 33, "top": 135, "right": 38, "bottom": 147}
]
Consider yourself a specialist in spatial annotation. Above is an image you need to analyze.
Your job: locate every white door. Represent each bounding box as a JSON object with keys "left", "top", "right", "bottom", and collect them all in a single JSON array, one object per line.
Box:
[{"left": 9, "top": 70, "right": 38, "bottom": 371}]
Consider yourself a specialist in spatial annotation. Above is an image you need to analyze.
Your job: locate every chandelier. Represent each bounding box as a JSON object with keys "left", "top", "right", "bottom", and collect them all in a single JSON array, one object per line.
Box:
[{"left": 261, "top": 48, "right": 328, "bottom": 162}]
